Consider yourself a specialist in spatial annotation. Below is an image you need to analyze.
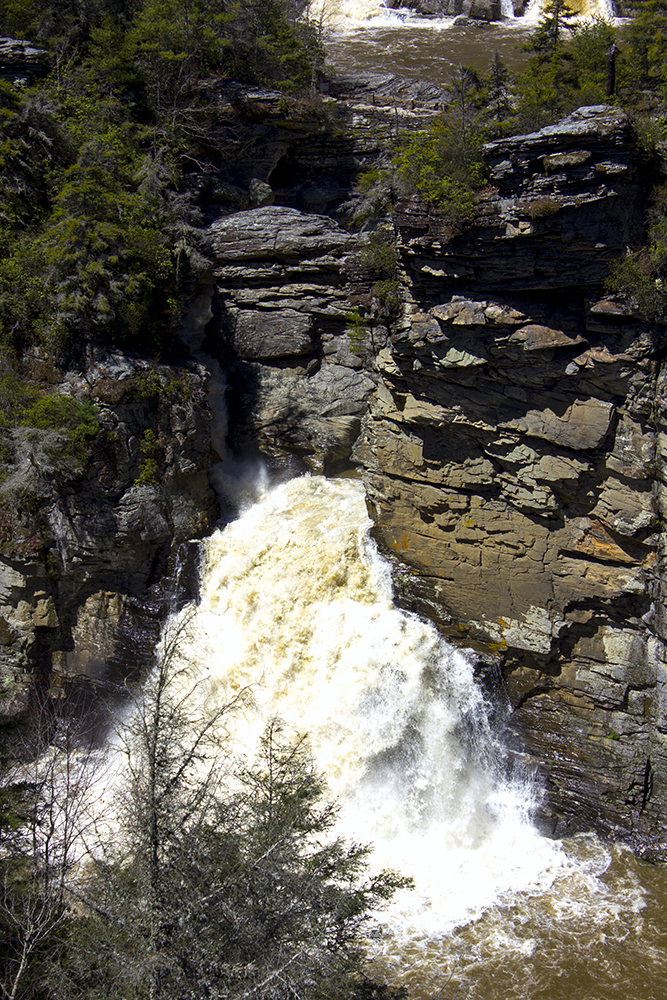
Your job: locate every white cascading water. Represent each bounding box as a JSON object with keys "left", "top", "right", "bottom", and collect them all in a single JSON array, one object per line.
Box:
[
  {"left": 163, "top": 473, "right": 649, "bottom": 996},
  {"left": 307, "top": 0, "right": 402, "bottom": 30},
  {"left": 307, "top": 0, "right": 616, "bottom": 29},
  {"left": 523, "top": 0, "right": 616, "bottom": 23}
]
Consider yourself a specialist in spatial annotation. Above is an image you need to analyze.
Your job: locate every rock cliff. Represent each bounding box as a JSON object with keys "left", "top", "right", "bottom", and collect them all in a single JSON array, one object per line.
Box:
[
  {"left": 0, "top": 79, "right": 426, "bottom": 719},
  {"left": 204, "top": 205, "right": 378, "bottom": 473},
  {"left": 194, "top": 100, "right": 667, "bottom": 859},
  {"left": 0, "top": 348, "right": 216, "bottom": 719},
  {"left": 354, "top": 106, "right": 667, "bottom": 859},
  {"left": 3, "top": 87, "right": 666, "bottom": 862}
]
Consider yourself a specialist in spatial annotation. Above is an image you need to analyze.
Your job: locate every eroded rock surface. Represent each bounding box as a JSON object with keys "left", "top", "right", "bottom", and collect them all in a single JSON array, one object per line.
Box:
[
  {"left": 355, "top": 107, "right": 667, "bottom": 859},
  {"left": 0, "top": 351, "right": 216, "bottom": 717},
  {"left": 205, "top": 206, "right": 378, "bottom": 472},
  {"left": 0, "top": 36, "right": 48, "bottom": 83}
]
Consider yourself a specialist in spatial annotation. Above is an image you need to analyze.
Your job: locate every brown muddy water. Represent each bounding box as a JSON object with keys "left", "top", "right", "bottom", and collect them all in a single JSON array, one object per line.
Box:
[{"left": 325, "top": 20, "right": 535, "bottom": 85}]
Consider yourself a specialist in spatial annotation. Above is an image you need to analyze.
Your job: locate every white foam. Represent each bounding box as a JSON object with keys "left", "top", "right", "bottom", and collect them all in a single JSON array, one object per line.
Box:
[{"left": 170, "top": 475, "right": 572, "bottom": 943}]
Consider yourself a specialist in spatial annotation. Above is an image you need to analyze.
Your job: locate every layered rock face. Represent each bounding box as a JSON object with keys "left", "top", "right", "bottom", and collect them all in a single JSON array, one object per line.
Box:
[
  {"left": 0, "top": 81, "right": 430, "bottom": 720},
  {"left": 4, "top": 90, "right": 665, "bottom": 862},
  {"left": 0, "top": 350, "right": 216, "bottom": 719},
  {"left": 205, "top": 206, "right": 378, "bottom": 472},
  {"left": 355, "top": 107, "right": 667, "bottom": 859},
  {"left": 0, "top": 37, "right": 48, "bottom": 84}
]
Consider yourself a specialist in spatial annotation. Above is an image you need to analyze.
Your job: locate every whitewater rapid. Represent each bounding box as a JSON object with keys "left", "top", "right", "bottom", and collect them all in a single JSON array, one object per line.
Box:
[
  {"left": 163, "top": 473, "right": 647, "bottom": 993},
  {"left": 306, "top": 0, "right": 615, "bottom": 30}
]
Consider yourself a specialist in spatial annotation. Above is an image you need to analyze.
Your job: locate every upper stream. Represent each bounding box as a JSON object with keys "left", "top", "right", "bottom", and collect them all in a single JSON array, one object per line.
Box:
[
  {"left": 308, "top": 0, "right": 618, "bottom": 85},
  {"left": 165, "top": 474, "right": 667, "bottom": 1000}
]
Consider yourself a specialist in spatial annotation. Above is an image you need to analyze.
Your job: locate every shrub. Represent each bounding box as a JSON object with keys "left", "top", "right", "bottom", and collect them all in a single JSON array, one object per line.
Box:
[
  {"left": 524, "top": 196, "right": 560, "bottom": 219},
  {"left": 358, "top": 228, "right": 402, "bottom": 317},
  {"left": 135, "top": 428, "right": 160, "bottom": 485},
  {"left": 393, "top": 113, "right": 482, "bottom": 227},
  {"left": 359, "top": 227, "right": 399, "bottom": 280},
  {"left": 606, "top": 182, "right": 667, "bottom": 320},
  {"left": 21, "top": 394, "right": 99, "bottom": 449}
]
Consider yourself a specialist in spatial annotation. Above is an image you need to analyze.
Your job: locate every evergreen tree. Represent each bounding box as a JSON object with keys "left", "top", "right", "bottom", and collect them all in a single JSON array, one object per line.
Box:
[
  {"left": 49, "top": 621, "right": 410, "bottom": 1000},
  {"left": 624, "top": 0, "right": 667, "bottom": 97},
  {"left": 528, "top": 0, "right": 578, "bottom": 57},
  {"left": 486, "top": 50, "right": 512, "bottom": 126},
  {"left": 517, "top": 0, "right": 578, "bottom": 129}
]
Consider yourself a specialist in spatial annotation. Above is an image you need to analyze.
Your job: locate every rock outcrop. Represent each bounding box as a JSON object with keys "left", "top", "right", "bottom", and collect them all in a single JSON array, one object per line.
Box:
[
  {"left": 355, "top": 106, "right": 667, "bottom": 859},
  {"left": 389, "top": 0, "right": 504, "bottom": 21},
  {"left": 0, "top": 37, "right": 48, "bottom": 84},
  {"left": 0, "top": 350, "right": 216, "bottom": 719},
  {"left": 205, "top": 206, "right": 378, "bottom": 472}
]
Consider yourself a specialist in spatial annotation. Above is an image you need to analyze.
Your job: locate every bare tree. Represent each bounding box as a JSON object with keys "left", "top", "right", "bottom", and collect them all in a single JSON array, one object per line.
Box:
[{"left": 0, "top": 693, "right": 106, "bottom": 1000}]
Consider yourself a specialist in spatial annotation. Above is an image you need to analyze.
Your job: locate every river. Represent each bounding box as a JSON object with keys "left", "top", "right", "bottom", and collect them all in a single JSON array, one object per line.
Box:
[
  {"left": 307, "top": 0, "right": 619, "bottom": 85},
  {"left": 162, "top": 473, "right": 667, "bottom": 1000}
]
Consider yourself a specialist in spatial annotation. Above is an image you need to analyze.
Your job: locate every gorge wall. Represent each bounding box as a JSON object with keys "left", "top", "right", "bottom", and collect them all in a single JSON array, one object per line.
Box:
[
  {"left": 202, "top": 100, "right": 667, "bottom": 859},
  {"left": 2, "top": 82, "right": 667, "bottom": 861},
  {"left": 0, "top": 350, "right": 217, "bottom": 720},
  {"left": 354, "top": 105, "right": 667, "bottom": 859}
]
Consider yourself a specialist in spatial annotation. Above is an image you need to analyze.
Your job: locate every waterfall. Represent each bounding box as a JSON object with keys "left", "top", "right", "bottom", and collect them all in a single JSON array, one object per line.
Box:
[
  {"left": 82, "top": 468, "right": 652, "bottom": 997},
  {"left": 308, "top": 0, "right": 616, "bottom": 29},
  {"left": 166, "top": 474, "right": 598, "bottom": 982},
  {"left": 524, "top": 0, "right": 616, "bottom": 22},
  {"left": 306, "top": 0, "right": 409, "bottom": 30}
]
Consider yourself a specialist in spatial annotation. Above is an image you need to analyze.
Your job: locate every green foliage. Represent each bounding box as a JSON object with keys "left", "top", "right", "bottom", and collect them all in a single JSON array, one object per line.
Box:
[
  {"left": 527, "top": 0, "right": 578, "bottom": 57},
  {"left": 21, "top": 394, "right": 99, "bottom": 449},
  {"left": 134, "top": 370, "right": 165, "bottom": 398},
  {"left": 393, "top": 67, "right": 489, "bottom": 225},
  {"left": 606, "top": 183, "right": 667, "bottom": 320},
  {"left": 486, "top": 50, "right": 512, "bottom": 126},
  {"left": 0, "top": 83, "right": 182, "bottom": 356},
  {"left": 622, "top": 0, "right": 667, "bottom": 96},
  {"left": 221, "top": 0, "right": 321, "bottom": 93},
  {"left": 0, "top": 368, "right": 98, "bottom": 475},
  {"left": 569, "top": 18, "right": 618, "bottom": 105},
  {"left": 359, "top": 227, "right": 399, "bottom": 279},
  {"left": 516, "top": 0, "right": 597, "bottom": 129},
  {"left": 0, "top": 368, "right": 38, "bottom": 453},
  {"left": 394, "top": 113, "right": 480, "bottom": 224},
  {"left": 32, "top": 628, "right": 409, "bottom": 1000},
  {"left": 0, "top": 384, "right": 97, "bottom": 556},
  {"left": 358, "top": 228, "right": 402, "bottom": 316},
  {"left": 135, "top": 427, "right": 159, "bottom": 484},
  {"left": 345, "top": 161, "right": 395, "bottom": 229},
  {"left": 0, "top": 0, "right": 319, "bottom": 362}
]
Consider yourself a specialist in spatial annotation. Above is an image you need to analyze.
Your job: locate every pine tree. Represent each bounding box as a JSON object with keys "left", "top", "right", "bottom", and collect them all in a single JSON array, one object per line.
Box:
[{"left": 53, "top": 621, "right": 410, "bottom": 1000}]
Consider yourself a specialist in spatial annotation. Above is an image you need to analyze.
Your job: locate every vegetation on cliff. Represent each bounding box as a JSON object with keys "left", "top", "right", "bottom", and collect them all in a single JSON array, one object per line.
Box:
[
  {"left": 0, "top": 633, "right": 408, "bottom": 1000},
  {"left": 0, "top": 0, "right": 323, "bottom": 556},
  {"left": 1, "top": 3, "right": 667, "bottom": 992},
  {"left": 347, "top": 0, "right": 667, "bottom": 329},
  {"left": 0, "top": 0, "right": 320, "bottom": 361}
]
